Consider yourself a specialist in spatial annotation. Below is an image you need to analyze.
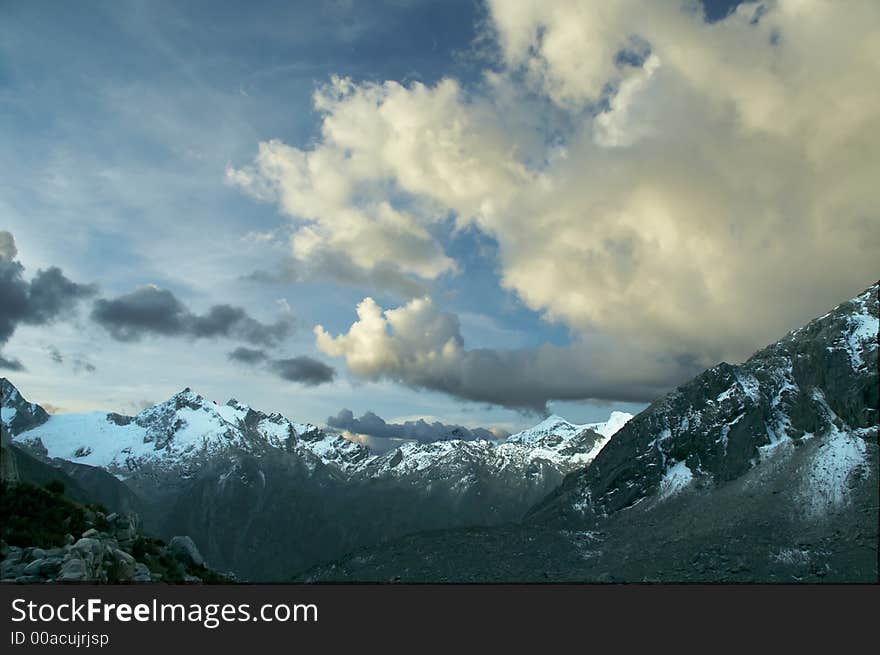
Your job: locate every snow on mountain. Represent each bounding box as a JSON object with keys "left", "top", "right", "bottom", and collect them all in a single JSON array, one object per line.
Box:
[
  {"left": 506, "top": 415, "right": 587, "bottom": 444},
  {"left": 1, "top": 378, "right": 49, "bottom": 439},
  {"left": 10, "top": 387, "right": 369, "bottom": 478},
  {"left": 530, "top": 281, "right": 879, "bottom": 524},
  {"left": 363, "top": 411, "right": 633, "bottom": 481},
  {"left": 8, "top": 380, "right": 628, "bottom": 487},
  {"left": 506, "top": 411, "right": 632, "bottom": 444},
  {"left": 586, "top": 411, "right": 634, "bottom": 438}
]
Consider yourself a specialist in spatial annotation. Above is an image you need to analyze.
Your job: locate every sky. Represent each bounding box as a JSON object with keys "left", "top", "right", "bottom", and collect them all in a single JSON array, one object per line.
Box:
[{"left": 1, "top": 0, "right": 878, "bottom": 445}]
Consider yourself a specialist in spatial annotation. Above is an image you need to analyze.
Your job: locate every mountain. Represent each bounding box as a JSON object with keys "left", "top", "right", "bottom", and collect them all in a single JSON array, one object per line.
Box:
[
  {"left": 529, "top": 282, "right": 878, "bottom": 524},
  {"left": 9, "top": 388, "right": 368, "bottom": 484},
  {"left": 1, "top": 378, "right": 49, "bottom": 440},
  {"left": 301, "top": 282, "right": 878, "bottom": 583},
  {"left": 5, "top": 379, "right": 626, "bottom": 580}
]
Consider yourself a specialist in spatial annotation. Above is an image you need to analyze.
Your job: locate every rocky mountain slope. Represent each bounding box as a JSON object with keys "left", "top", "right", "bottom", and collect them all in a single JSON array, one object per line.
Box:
[
  {"left": 529, "top": 282, "right": 878, "bottom": 524},
  {"left": 302, "top": 282, "right": 879, "bottom": 583},
  {"left": 1, "top": 480, "right": 226, "bottom": 583},
  {"left": 3, "top": 378, "right": 629, "bottom": 580}
]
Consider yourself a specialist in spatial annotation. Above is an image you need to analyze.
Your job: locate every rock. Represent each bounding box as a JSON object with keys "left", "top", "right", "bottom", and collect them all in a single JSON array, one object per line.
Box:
[
  {"left": 132, "top": 563, "right": 152, "bottom": 582},
  {"left": 112, "top": 514, "right": 139, "bottom": 546},
  {"left": 82, "top": 528, "right": 99, "bottom": 538},
  {"left": 57, "top": 558, "right": 89, "bottom": 582},
  {"left": 1, "top": 561, "right": 24, "bottom": 580},
  {"left": 64, "top": 534, "right": 75, "bottom": 545},
  {"left": 22, "top": 557, "right": 63, "bottom": 577},
  {"left": 168, "top": 536, "right": 204, "bottom": 568},
  {"left": 3, "top": 547, "right": 24, "bottom": 565},
  {"left": 109, "top": 549, "right": 137, "bottom": 580},
  {"left": 71, "top": 537, "right": 103, "bottom": 558}
]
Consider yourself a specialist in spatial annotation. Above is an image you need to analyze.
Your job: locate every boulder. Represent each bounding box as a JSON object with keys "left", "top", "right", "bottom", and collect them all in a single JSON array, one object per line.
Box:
[
  {"left": 109, "top": 549, "right": 137, "bottom": 580},
  {"left": 132, "top": 563, "right": 152, "bottom": 582},
  {"left": 168, "top": 536, "right": 204, "bottom": 567},
  {"left": 23, "top": 557, "right": 63, "bottom": 577},
  {"left": 57, "top": 558, "right": 89, "bottom": 582}
]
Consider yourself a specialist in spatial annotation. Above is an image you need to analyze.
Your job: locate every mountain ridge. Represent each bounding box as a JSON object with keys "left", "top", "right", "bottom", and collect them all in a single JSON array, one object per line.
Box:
[{"left": 3, "top": 378, "right": 628, "bottom": 579}]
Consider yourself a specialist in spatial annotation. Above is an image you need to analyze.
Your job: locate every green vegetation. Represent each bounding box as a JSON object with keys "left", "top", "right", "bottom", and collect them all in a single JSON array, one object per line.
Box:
[{"left": 0, "top": 481, "right": 89, "bottom": 547}]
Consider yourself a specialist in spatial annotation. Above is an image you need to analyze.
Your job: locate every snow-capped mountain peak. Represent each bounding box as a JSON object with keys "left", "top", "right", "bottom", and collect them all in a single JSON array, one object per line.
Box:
[
  {"left": 505, "top": 415, "right": 586, "bottom": 444},
  {"left": 586, "top": 411, "right": 634, "bottom": 438},
  {"left": 505, "top": 411, "right": 633, "bottom": 445},
  {"left": 1, "top": 378, "right": 49, "bottom": 439},
  {"left": 9, "top": 384, "right": 371, "bottom": 478}
]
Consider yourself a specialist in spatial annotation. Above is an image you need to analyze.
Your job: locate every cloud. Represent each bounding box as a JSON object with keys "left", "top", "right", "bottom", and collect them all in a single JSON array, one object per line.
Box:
[
  {"left": 46, "top": 346, "right": 97, "bottom": 374},
  {"left": 316, "top": 296, "right": 700, "bottom": 412},
  {"left": 328, "top": 408, "right": 507, "bottom": 443},
  {"left": 0, "top": 231, "right": 97, "bottom": 366},
  {"left": 243, "top": 252, "right": 428, "bottom": 300},
  {"left": 47, "top": 346, "right": 64, "bottom": 365},
  {"left": 269, "top": 356, "right": 336, "bottom": 386},
  {"left": 233, "top": 0, "right": 880, "bottom": 389},
  {"left": 0, "top": 231, "right": 17, "bottom": 261},
  {"left": 91, "top": 285, "right": 292, "bottom": 346},
  {"left": 73, "top": 357, "right": 97, "bottom": 374},
  {"left": 227, "top": 346, "right": 269, "bottom": 365},
  {"left": 0, "top": 355, "right": 25, "bottom": 371},
  {"left": 228, "top": 347, "right": 336, "bottom": 386}
]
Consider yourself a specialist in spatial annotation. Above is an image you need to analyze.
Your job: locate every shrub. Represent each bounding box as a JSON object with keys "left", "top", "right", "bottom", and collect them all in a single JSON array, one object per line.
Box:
[{"left": 0, "top": 482, "right": 89, "bottom": 548}]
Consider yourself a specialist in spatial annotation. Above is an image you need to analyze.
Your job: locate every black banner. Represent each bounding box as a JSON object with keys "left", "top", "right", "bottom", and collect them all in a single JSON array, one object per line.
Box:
[{"left": 1, "top": 584, "right": 878, "bottom": 652}]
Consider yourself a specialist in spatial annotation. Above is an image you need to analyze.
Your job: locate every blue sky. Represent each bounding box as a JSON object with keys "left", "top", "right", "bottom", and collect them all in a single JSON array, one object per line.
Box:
[{"left": 2, "top": 0, "right": 877, "bottom": 440}]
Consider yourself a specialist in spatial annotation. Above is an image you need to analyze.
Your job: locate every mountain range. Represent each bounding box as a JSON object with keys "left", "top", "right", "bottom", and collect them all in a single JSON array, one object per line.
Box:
[
  {"left": 301, "top": 281, "right": 878, "bottom": 582},
  {"left": 2, "top": 377, "right": 630, "bottom": 580},
  {"left": 2, "top": 281, "right": 876, "bottom": 582}
]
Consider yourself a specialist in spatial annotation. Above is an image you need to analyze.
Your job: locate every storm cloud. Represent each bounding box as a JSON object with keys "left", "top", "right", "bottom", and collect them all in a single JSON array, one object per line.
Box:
[
  {"left": 328, "top": 408, "right": 507, "bottom": 443},
  {"left": 91, "top": 285, "right": 292, "bottom": 347},
  {"left": 0, "top": 231, "right": 97, "bottom": 367}
]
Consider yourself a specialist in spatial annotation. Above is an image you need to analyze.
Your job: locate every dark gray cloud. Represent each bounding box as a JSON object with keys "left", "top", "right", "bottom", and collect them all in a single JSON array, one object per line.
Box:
[
  {"left": 0, "top": 355, "right": 25, "bottom": 371},
  {"left": 0, "top": 231, "right": 97, "bottom": 366},
  {"left": 91, "top": 286, "right": 186, "bottom": 340},
  {"left": 227, "top": 346, "right": 269, "bottom": 365},
  {"left": 327, "top": 409, "right": 508, "bottom": 443},
  {"left": 91, "top": 285, "right": 292, "bottom": 346},
  {"left": 229, "top": 348, "right": 336, "bottom": 386},
  {"left": 270, "top": 356, "right": 336, "bottom": 386}
]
